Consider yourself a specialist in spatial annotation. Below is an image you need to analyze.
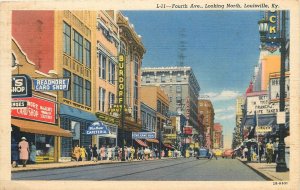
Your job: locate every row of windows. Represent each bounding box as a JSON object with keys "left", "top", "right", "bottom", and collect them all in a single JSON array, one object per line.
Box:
[
  {"left": 141, "top": 111, "right": 156, "bottom": 132},
  {"left": 98, "top": 53, "right": 116, "bottom": 84},
  {"left": 145, "top": 74, "right": 183, "bottom": 83},
  {"left": 63, "top": 22, "right": 91, "bottom": 68},
  {"left": 157, "top": 100, "right": 169, "bottom": 117},
  {"left": 98, "top": 87, "right": 115, "bottom": 112},
  {"left": 63, "top": 69, "right": 91, "bottom": 106}
]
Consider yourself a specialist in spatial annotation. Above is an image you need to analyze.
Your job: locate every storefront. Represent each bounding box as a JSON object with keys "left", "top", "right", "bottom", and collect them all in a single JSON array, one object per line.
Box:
[
  {"left": 59, "top": 104, "right": 98, "bottom": 161},
  {"left": 11, "top": 96, "right": 72, "bottom": 163},
  {"left": 95, "top": 112, "right": 118, "bottom": 148}
]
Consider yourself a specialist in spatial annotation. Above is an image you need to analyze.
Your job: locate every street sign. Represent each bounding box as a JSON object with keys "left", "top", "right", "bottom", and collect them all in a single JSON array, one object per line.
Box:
[
  {"left": 12, "top": 74, "right": 32, "bottom": 98},
  {"left": 11, "top": 100, "right": 27, "bottom": 109},
  {"left": 33, "top": 78, "right": 70, "bottom": 91},
  {"left": 132, "top": 132, "right": 156, "bottom": 139}
]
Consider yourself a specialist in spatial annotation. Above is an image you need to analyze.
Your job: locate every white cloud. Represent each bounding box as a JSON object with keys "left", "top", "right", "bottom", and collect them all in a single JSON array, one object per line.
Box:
[
  {"left": 201, "top": 90, "right": 241, "bottom": 102},
  {"left": 214, "top": 106, "right": 235, "bottom": 114}
]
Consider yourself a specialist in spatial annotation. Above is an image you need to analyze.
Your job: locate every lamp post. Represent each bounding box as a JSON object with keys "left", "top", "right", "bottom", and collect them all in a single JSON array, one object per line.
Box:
[{"left": 258, "top": 11, "right": 288, "bottom": 172}]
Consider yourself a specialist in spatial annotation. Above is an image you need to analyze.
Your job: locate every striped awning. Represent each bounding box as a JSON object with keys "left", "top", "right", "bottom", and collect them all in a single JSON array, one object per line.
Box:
[
  {"left": 135, "top": 139, "right": 147, "bottom": 147},
  {"left": 146, "top": 139, "right": 159, "bottom": 143}
]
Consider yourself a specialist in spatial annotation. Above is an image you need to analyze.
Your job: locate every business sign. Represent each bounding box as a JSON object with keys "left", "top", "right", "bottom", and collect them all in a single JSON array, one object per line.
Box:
[
  {"left": 256, "top": 126, "right": 272, "bottom": 134},
  {"left": 33, "top": 78, "right": 70, "bottom": 91},
  {"left": 85, "top": 121, "right": 110, "bottom": 135},
  {"left": 164, "top": 134, "right": 176, "bottom": 139},
  {"left": 264, "top": 11, "right": 281, "bottom": 52},
  {"left": 11, "top": 100, "right": 27, "bottom": 109},
  {"left": 132, "top": 132, "right": 156, "bottom": 139},
  {"left": 12, "top": 74, "right": 32, "bottom": 98},
  {"left": 118, "top": 54, "right": 125, "bottom": 106},
  {"left": 246, "top": 94, "right": 289, "bottom": 115},
  {"left": 11, "top": 97, "right": 56, "bottom": 124},
  {"left": 183, "top": 126, "right": 193, "bottom": 135},
  {"left": 185, "top": 97, "right": 190, "bottom": 120},
  {"left": 269, "top": 74, "right": 290, "bottom": 102},
  {"left": 108, "top": 104, "right": 129, "bottom": 114},
  {"left": 95, "top": 112, "right": 119, "bottom": 125}
]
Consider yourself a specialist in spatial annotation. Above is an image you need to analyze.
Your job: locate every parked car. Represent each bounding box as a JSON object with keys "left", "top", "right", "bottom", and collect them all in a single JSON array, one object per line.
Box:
[
  {"left": 196, "top": 148, "right": 210, "bottom": 159},
  {"left": 222, "top": 149, "right": 235, "bottom": 159}
]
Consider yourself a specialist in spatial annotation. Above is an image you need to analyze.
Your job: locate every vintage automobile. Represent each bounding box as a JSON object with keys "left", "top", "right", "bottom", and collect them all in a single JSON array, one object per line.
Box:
[
  {"left": 196, "top": 148, "right": 210, "bottom": 159},
  {"left": 213, "top": 149, "right": 223, "bottom": 157},
  {"left": 222, "top": 149, "right": 235, "bottom": 159}
]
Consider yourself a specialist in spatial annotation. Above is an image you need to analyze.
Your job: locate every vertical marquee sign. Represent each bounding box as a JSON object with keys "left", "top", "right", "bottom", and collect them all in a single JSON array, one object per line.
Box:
[
  {"left": 118, "top": 54, "right": 125, "bottom": 109},
  {"left": 264, "top": 11, "right": 281, "bottom": 52}
]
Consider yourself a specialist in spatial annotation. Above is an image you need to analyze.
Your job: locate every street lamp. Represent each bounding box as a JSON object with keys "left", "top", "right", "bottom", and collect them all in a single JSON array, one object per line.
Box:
[{"left": 258, "top": 11, "right": 288, "bottom": 172}]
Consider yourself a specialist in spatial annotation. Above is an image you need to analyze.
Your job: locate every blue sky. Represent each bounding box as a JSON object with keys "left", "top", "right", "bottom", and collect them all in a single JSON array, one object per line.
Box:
[{"left": 123, "top": 11, "right": 261, "bottom": 148}]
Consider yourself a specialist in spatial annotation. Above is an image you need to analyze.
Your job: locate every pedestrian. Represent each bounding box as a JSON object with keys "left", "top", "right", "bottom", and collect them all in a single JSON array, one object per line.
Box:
[
  {"left": 11, "top": 138, "right": 19, "bottom": 168},
  {"left": 111, "top": 146, "right": 115, "bottom": 160},
  {"left": 130, "top": 146, "right": 135, "bottom": 161},
  {"left": 114, "top": 146, "right": 119, "bottom": 161},
  {"left": 29, "top": 142, "right": 36, "bottom": 164},
  {"left": 100, "top": 145, "right": 106, "bottom": 160},
  {"left": 141, "top": 147, "right": 145, "bottom": 160},
  {"left": 137, "top": 147, "right": 141, "bottom": 160},
  {"left": 73, "top": 144, "right": 81, "bottom": 162},
  {"left": 92, "top": 144, "right": 98, "bottom": 162},
  {"left": 124, "top": 146, "right": 128, "bottom": 161},
  {"left": 107, "top": 145, "right": 112, "bottom": 160},
  {"left": 80, "top": 146, "right": 87, "bottom": 161},
  {"left": 266, "top": 140, "right": 274, "bottom": 164},
  {"left": 154, "top": 147, "right": 158, "bottom": 158},
  {"left": 258, "top": 142, "right": 265, "bottom": 163},
  {"left": 87, "top": 144, "right": 92, "bottom": 161},
  {"left": 273, "top": 138, "right": 279, "bottom": 163},
  {"left": 243, "top": 147, "right": 248, "bottom": 160},
  {"left": 18, "top": 137, "right": 29, "bottom": 167},
  {"left": 127, "top": 146, "right": 131, "bottom": 161}
]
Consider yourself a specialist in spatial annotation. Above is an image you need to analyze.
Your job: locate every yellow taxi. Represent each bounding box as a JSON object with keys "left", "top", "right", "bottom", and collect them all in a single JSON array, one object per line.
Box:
[{"left": 213, "top": 149, "right": 223, "bottom": 157}]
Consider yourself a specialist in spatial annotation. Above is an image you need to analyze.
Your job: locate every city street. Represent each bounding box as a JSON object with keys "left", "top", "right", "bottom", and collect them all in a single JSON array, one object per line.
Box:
[{"left": 12, "top": 158, "right": 265, "bottom": 181}]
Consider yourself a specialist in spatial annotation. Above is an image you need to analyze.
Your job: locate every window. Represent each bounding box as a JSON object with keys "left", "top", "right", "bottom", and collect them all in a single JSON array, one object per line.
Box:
[
  {"left": 146, "top": 75, "right": 150, "bottom": 83},
  {"left": 108, "top": 92, "right": 115, "bottom": 108},
  {"left": 161, "top": 75, "right": 166, "bottom": 83},
  {"left": 169, "top": 85, "right": 172, "bottom": 92},
  {"left": 162, "top": 104, "right": 165, "bottom": 115},
  {"left": 99, "top": 88, "right": 106, "bottom": 112},
  {"left": 134, "top": 81, "right": 138, "bottom": 100},
  {"left": 85, "top": 80, "right": 91, "bottom": 106},
  {"left": 134, "top": 55, "right": 139, "bottom": 77},
  {"left": 176, "top": 74, "right": 181, "bottom": 82},
  {"left": 73, "top": 74, "right": 83, "bottom": 104},
  {"left": 157, "top": 100, "right": 162, "bottom": 113},
  {"left": 169, "top": 97, "right": 172, "bottom": 102},
  {"left": 120, "top": 41, "right": 126, "bottom": 55},
  {"left": 108, "top": 60, "right": 115, "bottom": 84},
  {"left": 147, "top": 113, "right": 151, "bottom": 130},
  {"left": 176, "top": 96, "right": 182, "bottom": 104},
  {"left": 142, "top": 111, "right": 146, "bottom": 129},
  {"left": 63, "top": 22, "right": 71, "bottom": 55},
  {"left": 99, "top": 54, "right": 106, "bottom": 79},
  {"left": 73, "top": 30, "right": 83, "bottom": 63},
  {"left": 63, "top": 69, "right": 71, "bottom": 99},
  {"left": 176, "top": 85, "right": 182, "bottom": 93},
  {"left": 85, "top": 40, "right": 91, "bottom": 68}
]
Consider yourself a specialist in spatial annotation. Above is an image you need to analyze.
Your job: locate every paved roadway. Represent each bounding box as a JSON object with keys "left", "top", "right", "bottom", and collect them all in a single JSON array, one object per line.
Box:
[{"left": 12, "top": 158, "right": 265, "bottom": 181}]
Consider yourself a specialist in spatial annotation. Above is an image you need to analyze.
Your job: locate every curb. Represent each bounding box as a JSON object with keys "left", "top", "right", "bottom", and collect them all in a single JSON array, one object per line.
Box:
[
  {"left": 237, "top": 158, "right": 273, "bottom": 181},
  {"left": 11, "top": 157, "right": 176, "bottom": 173}
]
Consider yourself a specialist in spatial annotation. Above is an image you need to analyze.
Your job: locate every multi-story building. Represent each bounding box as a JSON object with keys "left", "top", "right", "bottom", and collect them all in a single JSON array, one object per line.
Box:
[
  {"left": 140, "top": 85, "right": 170, "bottom": 143},
  {"left": 11, "top": 39, "right": 72, "bottom": 163},
  {"left": 141, "top": 66, "right": 200, "bottom": 139},
  {"left": 198, "top": 99, "right": 215, "bottom": 149},
  {"left": 116, "top": 12, "right": 146, "bottom": 145},
  {"left": 213, "top": 123, "right": 223, "bottom": 149},
  {"left": 94, "top": 11, "right": 119, "bottom": 148},
  {"left": 12, "top": 10, "right": 98, "bottom": 162}
]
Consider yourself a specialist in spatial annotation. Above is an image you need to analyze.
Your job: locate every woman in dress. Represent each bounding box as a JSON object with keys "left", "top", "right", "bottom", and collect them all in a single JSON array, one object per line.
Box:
[{"left": 73, "top": 145, "right": 81, "bottom": 161}]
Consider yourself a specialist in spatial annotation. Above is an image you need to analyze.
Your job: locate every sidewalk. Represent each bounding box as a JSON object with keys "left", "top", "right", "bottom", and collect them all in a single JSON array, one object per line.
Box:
[
  {"left": 237, "top": 157, "right": 289, "bottom": 181},
  {"left": 11, "top": 157, "right": 172, "bottom": 173}
]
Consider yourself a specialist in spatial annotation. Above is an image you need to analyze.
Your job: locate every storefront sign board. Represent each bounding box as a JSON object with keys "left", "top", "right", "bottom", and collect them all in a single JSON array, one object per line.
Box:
[{"left": 33, "top": 78, "right": 70, "bottom": 91}]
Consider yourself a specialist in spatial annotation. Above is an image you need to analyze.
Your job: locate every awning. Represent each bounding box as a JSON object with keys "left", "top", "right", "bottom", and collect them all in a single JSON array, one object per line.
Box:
[
  {"left": 135, "top": 139, "right": 147, "bottom": 147},
  {"left": 146, "top": 139, "right": 159, "bottom": 143},
  {"left": 164, "top": 144, "right": 173, "bottom": 149},
  {"left": 60, "top": 104, "right": 98, "bottom": 121},
  {"left": 12, "top": 118, "right": 72, "bottom": 137}
]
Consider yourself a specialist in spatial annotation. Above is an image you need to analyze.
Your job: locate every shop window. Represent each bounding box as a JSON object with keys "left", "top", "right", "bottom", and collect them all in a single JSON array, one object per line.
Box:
[{"left": 35, "top": 134, "right": 55, "bottom": 162}]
